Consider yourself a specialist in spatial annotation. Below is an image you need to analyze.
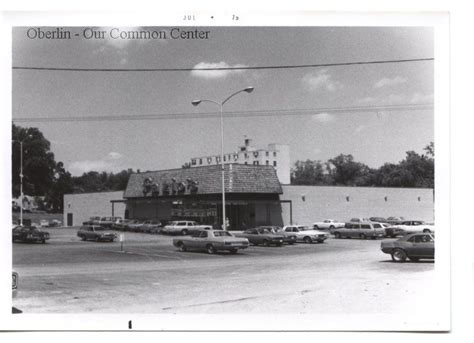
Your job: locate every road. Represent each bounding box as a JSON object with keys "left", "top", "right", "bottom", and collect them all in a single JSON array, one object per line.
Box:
[{"left": 12, "top": 227, "right": 441, "bottom": 329}]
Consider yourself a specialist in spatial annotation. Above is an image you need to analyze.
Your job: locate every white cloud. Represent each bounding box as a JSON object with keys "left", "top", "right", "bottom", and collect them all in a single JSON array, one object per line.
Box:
[
  {"left": 69, "top": 152, "right": 125, "bottom": 176},
  {"left": 358, "top": 93, "right": 407, "bottom": 105},
  {"left": 303, "top": 69, "right": 342, "bottom": 92},
  {"left": 190, "top": 61, "right": 248, "bottom": 79},
  {"left": 374, "top": 76, "right": 407, "bottom": 88},
  {"left": 107, "top": 152, "right": 123, "bottom": 160},
  {"left": 312, "top": 112, "right": 336, "bottom": 123}
]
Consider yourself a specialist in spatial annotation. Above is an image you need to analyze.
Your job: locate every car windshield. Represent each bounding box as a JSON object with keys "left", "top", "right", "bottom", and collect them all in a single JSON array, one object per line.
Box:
[
  {"left": 94, "top": 227, "right": 107, "bottom": 231},
  {"left": 213, "top": 231, "right": 232, "bottom": 237},
  {"left": 257, "top": 228, "right": 271, "bottom": 234},
  {"left": 298, "top": 226, "right": 310, "bottom": 231}
]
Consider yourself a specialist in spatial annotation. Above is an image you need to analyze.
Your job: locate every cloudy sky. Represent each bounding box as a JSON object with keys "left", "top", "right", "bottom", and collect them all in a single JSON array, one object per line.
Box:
[{"left": 12, "top": 26, "right": 433, "bottom": 176}]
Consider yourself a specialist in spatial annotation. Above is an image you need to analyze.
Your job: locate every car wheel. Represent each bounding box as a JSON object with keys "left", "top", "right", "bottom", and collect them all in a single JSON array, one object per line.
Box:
[
  {"left": 206, "top": 244, "right": 216, "bottom": 254},
  {"left": 262, "top": 240, "right": 270, "bottom": 247},
  {"left": 178, "top": 242, "right": 187, "bottom": 252},
  {"left": 391, "top": 248, "right": 407, "bottom": 262},
  {"left": 304, "top": 236, "right": 312, "bottom": 244},
  {"left": 276, "top": 242, "right": 283, "bottom": 247},
  {"left": 95, "top": 236, "right": 100, "bottom": 242},
  {"left": 229, "top": 248, "right": 238, "bottom": 254},
  {"left": 390, "top": 234, "right": 396, "bottom": 238},
  {"left": 181, "top": 229, "right": 188, "bottom": 236},
  {"left": 314, "top": 225, "right": 319, "bottom": 229},
  {"left": 317, "top": 239, "right": 324, "bottom": 244},
  {"left": 409, "top": 257, "right": 419, "bottom": 262},
  {"left": 81, "top": 236, "right": 86, "bottom": 241},
  {"left": 329, "top": 225, "right": 335, "bottom": 230},
  {"left": 423, "top": 229, "right": 431, "bottom": 233},
  {"left": 359, "top": 234, "right": 367, "bottom": 240},
  {"left": 334, "top": 232, "right": 341, "bottom": 239},
  {"left": 42, "top": 239, "right": 46, "bottom": 244}
]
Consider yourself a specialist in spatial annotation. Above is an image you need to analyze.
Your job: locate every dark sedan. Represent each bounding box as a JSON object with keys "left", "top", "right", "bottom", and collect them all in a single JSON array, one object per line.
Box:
[
  {"left": 381, "top": 232, "right": 434, "bottom": 262},
  {"left": 262, "top": 226, "right": 297, "bottom": 245},
  {"left": 12, "top": 226, "right": 50, "bottom": 243},
  {"left": 235, "top": 227, "right": 285, "bottom": 246},
  {"left": 77, "top": 225, "right": 117, "bottom": 242}
]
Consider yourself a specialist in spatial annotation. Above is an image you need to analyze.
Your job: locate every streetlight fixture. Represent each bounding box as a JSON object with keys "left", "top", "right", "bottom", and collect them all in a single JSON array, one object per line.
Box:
[
  {"left": 192, "top": 86, "right": 254, "bottom": 230},
  {"left": 13, "top": 132, "right": 33, "bottom": 226}
]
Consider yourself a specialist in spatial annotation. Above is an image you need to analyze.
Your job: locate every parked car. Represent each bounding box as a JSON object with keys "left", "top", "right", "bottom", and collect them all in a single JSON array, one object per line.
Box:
[
  {"left": 332, "top": 222, "right": 386, "bottom": 239},
  {"left": 280, "top": 225, "right": 329, "bottom": 243},
  {"left": 95, "top": 216, "right": 122, "bottom": 228},
  {"left": 369, "top": 217, "right": 388, "bottom": 223},
  {"left": 12, "top": 270, "right": 18, "bottom": 298},
  {"left": 77, "top": 225, "right": 117, "bottom": 242},
  {"left": 113, "top": 219, "right": 131, "bottom": 231},
  {"left": 381, "top": 232, "right": 435, "bottom": 262},
  {"left": 235, "top": 227, "right": 285, "bottom": 246},
  {"left": 173, "top": 229, "right": 249, "bottom": 254},
  {"left": 385, "top": 216, "right": 406, "bottom": 225},
  {"left": 161, "top": 221, "right": 211, "bottom": 235},
  {"left": 48, "top": 219, "right": 62, "bottom": 227},
  {"left": 126, "top": 219, "right": 145, "bottom": 232},
  {"left": 39, "top": 219, "right": 49, "bottom": 227},
  {"left": 312, "top": 219, "right": 345, "bottom": 230},
  {"left": 349, "top": 217, "right": 371, "bottom": 223},
  {"left": 12, "top": 226, "right": 50, "bottom": 243},
  {"left": 260, "top": 226, "right": 297, "bottom": 244},
  {"left": 83, "top": 216, "right": 101, "bottom": 225},
  {"left": 385, "top": 220, "right": 435, "bottom": 237},
  {"left": 140, "top": 219, "right": 162, "bottom": 233}
]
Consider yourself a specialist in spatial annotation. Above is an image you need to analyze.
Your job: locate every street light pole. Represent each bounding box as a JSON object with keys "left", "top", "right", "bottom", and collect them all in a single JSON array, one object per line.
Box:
[
  {"left": 20, "top": 140, "right": 24, "bottom": 226},
  {"left": 192, "top": 87, "right": 254, "bottom": 230},
  {"left": 14, "top": 132, "right": 32, "bottom": 226}
]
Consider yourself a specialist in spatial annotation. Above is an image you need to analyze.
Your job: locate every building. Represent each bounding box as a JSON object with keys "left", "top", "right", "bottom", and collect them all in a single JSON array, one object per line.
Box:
[
  {"left": 63, "top": 166, "right": 434, "bottom": 228},
  {"left": 63, "top": 191, "right": 125, "bottom": 226},
  {"left": 189, "top": 138, "right": 290, "bottom": 184},
  {"left": 121, "top": 164, "right": 285, "bottom": 229}
]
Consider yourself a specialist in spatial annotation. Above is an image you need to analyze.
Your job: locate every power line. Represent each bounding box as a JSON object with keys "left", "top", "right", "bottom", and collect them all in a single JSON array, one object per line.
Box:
[
  {"left": 12, "top": 103, "right": 433, "bottom": 123},
  {"left": 12, "top": 58, "right": 434, "bottom": 72}
]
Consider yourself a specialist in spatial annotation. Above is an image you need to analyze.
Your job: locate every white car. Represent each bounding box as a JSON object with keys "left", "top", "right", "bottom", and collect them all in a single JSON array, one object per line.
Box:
[
  {"left": 280, "top": 225, "right": 329, "bottom": 243},
  {"left": 385, "top": 220, "right": 435, "bottom": 237},
  {"left": 161, "top": 220, "right": 211, "bottom": 235},
  {"left": 312, "top": 219, "right": 345, "bottom": 230}
]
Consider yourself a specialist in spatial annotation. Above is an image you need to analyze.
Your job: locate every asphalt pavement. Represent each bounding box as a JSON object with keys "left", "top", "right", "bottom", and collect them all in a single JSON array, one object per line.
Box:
[{"left": 12, "top": 227, "right": 439, "bottom": 330}]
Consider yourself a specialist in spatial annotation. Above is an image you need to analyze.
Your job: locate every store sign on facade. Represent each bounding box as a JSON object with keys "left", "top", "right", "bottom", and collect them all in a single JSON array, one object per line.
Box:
[{"left": 142, "top": 177, "right": 199, "bottom": 197}]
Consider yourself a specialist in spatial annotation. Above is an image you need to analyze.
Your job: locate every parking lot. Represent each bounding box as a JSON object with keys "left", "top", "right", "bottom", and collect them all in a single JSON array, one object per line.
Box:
[{"left": 12, "top": 227, "right": 437, "bottom": 318}]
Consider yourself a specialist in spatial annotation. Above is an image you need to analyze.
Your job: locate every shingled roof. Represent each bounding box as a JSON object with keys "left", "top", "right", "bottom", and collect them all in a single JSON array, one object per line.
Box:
[{"left": 123, "top": 164, "right": 282, "bottom": 198}]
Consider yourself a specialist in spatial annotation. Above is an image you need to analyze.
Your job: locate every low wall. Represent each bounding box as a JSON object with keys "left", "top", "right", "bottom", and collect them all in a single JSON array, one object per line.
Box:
[{"left": 281, "top": 185, "right": 434, "bottom": 226}]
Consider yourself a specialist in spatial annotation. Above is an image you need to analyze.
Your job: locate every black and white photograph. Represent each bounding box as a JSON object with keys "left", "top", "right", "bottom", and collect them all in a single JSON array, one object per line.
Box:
[{"left": 2, "top": 11, "right": 451, "bottom": 332}]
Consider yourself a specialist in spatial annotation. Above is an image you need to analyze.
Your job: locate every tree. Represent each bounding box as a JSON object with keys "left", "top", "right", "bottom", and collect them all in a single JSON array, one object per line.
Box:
[
  {"left": 12, "top": 125, "right": 56, "bottom": 197},
  {"left": 291, "top": 160, "right": 327, "bottom": 185},
  {"left": 45, "top": 162, "right": 74, "bottom": 212},
  {"left": 423, "top": 141, "right": 434, "bottom": 158},
  {"left": 327, "top": 154, "right": 372, "bottom": 186},
  {"left": 71, "top": 169, "right": 134, "bottom": 193}
]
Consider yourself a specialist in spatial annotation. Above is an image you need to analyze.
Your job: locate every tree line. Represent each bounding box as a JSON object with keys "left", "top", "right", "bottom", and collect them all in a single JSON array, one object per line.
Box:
[
  {"left": 12, "top": 124, "right": 134, "bottom": 212},
  {"left": 12, "top": 124, "right": 434, "bottom": 212},
  {"left": 291, "top": 142, "right": 434, "bottom": 188}
]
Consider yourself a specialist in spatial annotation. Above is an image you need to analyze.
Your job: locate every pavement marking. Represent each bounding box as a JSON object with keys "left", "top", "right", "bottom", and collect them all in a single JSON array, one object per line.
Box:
[
  {"left": 107, "top": 250, "right": 183, "bottom": 260},
  {"left": 162, "top": 295, "right": 259, "bottom": 310}
]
